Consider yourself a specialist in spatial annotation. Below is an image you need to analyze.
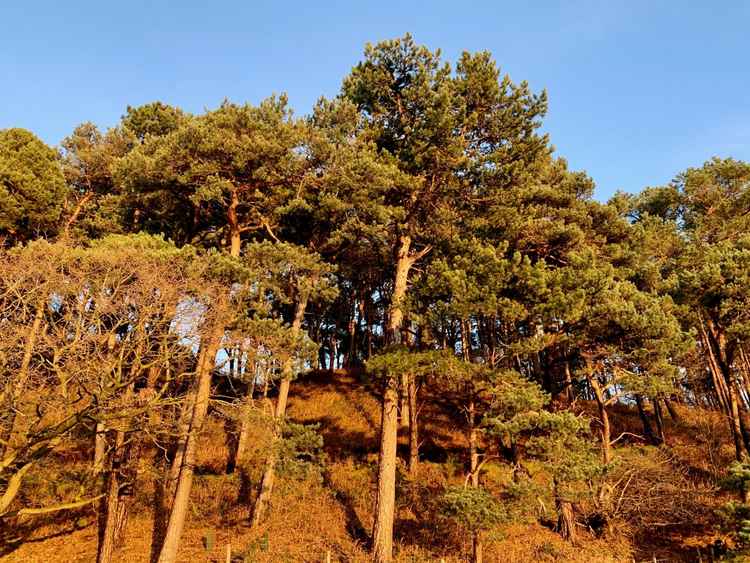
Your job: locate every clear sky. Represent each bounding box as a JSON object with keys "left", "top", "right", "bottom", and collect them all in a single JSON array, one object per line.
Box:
[{"left": 2, "top": 1, "right": 748, "bottom": 200}]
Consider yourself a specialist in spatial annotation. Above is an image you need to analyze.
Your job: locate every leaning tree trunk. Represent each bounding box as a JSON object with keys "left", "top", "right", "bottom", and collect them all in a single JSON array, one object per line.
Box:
[
  {"left": 157, "top": 320, "right": 224, "bottom": 563},
  {"left": 663, "top": 395, "right": 681, "bottom": 422},
  {"left": 703, "top": 319, "right": 747, "bottom": 460},
  {"left": 250, "top": 295, "right": 307, "bottom": 526},
  {"left": 227, "top": 397, "right": 252, "bottom": 474}
]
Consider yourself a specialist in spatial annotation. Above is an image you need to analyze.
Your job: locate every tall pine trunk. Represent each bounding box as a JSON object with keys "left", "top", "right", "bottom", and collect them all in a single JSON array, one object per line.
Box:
[{"left": 373, "top": 234, "right": 413, "bottom": 563}]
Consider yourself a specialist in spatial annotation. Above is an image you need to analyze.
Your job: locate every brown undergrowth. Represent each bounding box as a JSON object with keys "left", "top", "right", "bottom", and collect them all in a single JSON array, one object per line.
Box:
[{"left": 1, "top": 371, "right": 737, "bottom": 562}]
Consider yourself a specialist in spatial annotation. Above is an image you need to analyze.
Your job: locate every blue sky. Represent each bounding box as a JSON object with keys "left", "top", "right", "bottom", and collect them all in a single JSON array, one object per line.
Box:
[{"left": 2, "top": 1, "right": 748, "bottom": 200}]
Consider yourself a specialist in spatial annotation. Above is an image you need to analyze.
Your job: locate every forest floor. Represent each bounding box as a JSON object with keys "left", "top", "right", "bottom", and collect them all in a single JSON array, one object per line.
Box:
[{"left": 1, "top": 370, "right": 741, "bottom": 562}]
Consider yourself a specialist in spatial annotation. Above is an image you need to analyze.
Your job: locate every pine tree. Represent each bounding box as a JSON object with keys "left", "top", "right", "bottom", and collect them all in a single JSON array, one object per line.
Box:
[{"left": 0, "top": 128, "right": 67, "bottom": 244}]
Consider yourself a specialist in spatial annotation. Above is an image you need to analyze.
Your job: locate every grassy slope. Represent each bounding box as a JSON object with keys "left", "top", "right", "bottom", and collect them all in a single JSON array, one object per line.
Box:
[{"left": 1, "top": 370, "right": 737, "bottom": 562}]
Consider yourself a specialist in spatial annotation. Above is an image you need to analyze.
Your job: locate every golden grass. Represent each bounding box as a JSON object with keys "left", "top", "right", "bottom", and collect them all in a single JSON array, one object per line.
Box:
[{"left": 2, "top": 373, "right": 740, "bottom": 562}]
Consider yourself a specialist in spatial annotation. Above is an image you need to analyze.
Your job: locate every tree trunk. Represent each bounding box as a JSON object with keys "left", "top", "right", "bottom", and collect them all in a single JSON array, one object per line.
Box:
[
  {"left": 94, "top": 422, "right": 107, "bottom": 474},
  {"left": 587, "top": 371, "right": 611, "bottom": 465},
  {"left": 635, "top": 395, "right": 657, "bottom": 445},
  {"left": 164, "top": 386, "right": 194, "bottom": 512},
  {"left": 227, "top": 190, "right": 241, "bottom": 258},
  {"left": 400, "top": 372, "right": 410, "bottom": 430},
  {"left": 740, "top": 412, "right": 750, "bottom": 456},
  {"left": 472, "top": 531, "right": 483, "bottom": 563},
  {"left": 728, "top": 379, "right": 746, "bottom": 461},
  {"left": 555, "top": 483, "right": 576, "bottom": 543},
  {"left": 373, "top": 377, "right": 399, "bottom": 563},
  {"left": 563, "top": 357, "right": 574, "bottom": 404},
  {"left": 663, "top": 396, "right": 680, "bottom": 422},
  {"left": 359, "top": 293, "right": 371, "bottom": 361},
  {"left": 345, "top": 303, "right": 357, "bottom": 368},
  {"left": 704, "top": 332, "right": 731, "bottom": 415},
  {"left": 373, "top": 234, "right": 414, "bottom": 563},
  {"left": 250, "top": 296, "right": 307, "bottom": 526},
  {"left": 652, "top": 396, "right": 665, "bottom": 444},
  {"left": 157, "top": 320, "right": 224, "bottom": 563},
  {"left": 468, "top": 397, "right": 482, "bottom": 562},
  {"left": 97, "top": 430, "right": 125, "bottom": 563},
  {"left": 407, "top": 375, "right": 418, "bottom": 474},
  {"left": 468, "top": 400, "right": 479, "bottom": 487},
  {"left": 703, "top": 319, "right": 746, "bottom": 460},
  {"left": 226, "top": 397, "right": 251, "bottom": 475},
  {"left": 63, "top": 191, "right": 94, "bottom": 236}
]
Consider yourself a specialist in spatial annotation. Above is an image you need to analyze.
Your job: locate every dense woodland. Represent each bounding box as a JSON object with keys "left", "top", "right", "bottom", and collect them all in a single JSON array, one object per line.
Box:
[{"left": 2, "top": 35, "right": 750, "bottom": 562}]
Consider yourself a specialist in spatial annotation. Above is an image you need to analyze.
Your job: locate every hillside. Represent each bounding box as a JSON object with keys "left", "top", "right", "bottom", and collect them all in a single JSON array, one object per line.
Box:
[{"left": 1, "top": 370, "right": 737, "bottom": 562}]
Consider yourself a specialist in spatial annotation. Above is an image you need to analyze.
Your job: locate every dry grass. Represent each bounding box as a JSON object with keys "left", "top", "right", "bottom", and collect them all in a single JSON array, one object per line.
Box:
[{"left": 2, "top": 373, "right": 740, "bottom": 562}]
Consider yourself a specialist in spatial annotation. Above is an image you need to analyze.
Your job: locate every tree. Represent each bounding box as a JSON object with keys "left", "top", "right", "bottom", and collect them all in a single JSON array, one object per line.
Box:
[
  {"left": 115, "top": 97, "right": 304, "bottom": 255},
  {"left": 245, "top": 241, "right": 336, "bottom": 525},
  {"left": 342, "top": 35, "right": 548, "bottom": 561},
  {"left": 0, "top": 128, "right": 67, "bottom": 244},
  {"left": 631, "top": 158, "right": 750, "bottom": 459},
  {"left": 121, "top": 101, "right": 187, "bottom": 142},
  {"left": 0, "top": 235, "right": 201, "bottom": 563},
  {"left": 60, "top": 123, "right": 135, "bottom": 239}
]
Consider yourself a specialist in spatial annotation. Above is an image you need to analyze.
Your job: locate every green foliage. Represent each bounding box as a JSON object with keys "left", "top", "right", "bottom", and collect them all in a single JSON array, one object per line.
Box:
[
  {"left": 440, "top": 485, "right": 507, "bottom": 532},
  {"left": 366, "top": 348, "right": 456, "bottom": 381},
  {"left": 481, "top": 369, "right": 549, "bottom": 434},
  {"left": 526, "top": 411, "right": 602, "bottom": 502},
  {"left": 121, "top": 101, "right": 187, "bottom": 141},
  {"left": 0, "top": 128, "right": 67, "bottom": 242},
  {"left": 243, "top": 240, "right": 338, "bottom": 307},
  {"left": 718, "top": 501, "right": 750, "bottom": 547},
  {"left": 481, "top": 371, "right": 602, "bottom": 502},
  {"left": 722, "top": 460, "right": 750, "bottom": 500},
  {"left": 60, "top": 122, "right": 135, "bottom": 239},
  {"left": 114, "top": 96, "right": 304, "bottom": 248},
  {"left": 230, "top": 316, "right": 318, "bottom": 381},
  {"left": 276, "top": 422, "right": 326, "bottom": 480}
]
